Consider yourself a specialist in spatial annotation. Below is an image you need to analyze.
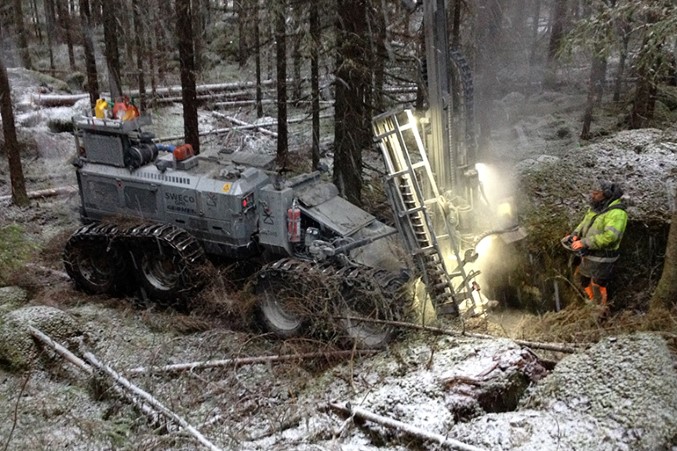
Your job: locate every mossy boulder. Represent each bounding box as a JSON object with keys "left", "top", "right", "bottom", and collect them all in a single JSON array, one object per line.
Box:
[
  {"left": 0, "top": 286, "right": 29, "bottom": 309},
  {"left": 0, "top": 306, "right": 82, "bottom": 370}
]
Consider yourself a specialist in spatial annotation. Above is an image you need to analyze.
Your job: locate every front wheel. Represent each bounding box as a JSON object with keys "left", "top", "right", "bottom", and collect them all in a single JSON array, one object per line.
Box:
[
  {"left": 337, "top": 268, "right": 409, "bottom": 349},
  {"left": 256, "top": 277, "right": 305, "bottom": 338},
  {"left": 340, "top": 309, "right": 392, "bottom": 349}
]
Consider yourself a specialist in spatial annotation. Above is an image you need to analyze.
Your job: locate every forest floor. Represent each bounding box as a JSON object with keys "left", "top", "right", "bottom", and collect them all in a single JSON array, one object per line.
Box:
[{"left": 0, "top": 68, "right": 676, "bottom": 450}]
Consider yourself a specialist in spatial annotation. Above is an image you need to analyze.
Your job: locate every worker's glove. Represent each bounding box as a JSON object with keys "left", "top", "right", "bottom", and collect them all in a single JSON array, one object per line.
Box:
[
  {"left": 571, "top": 240, "right": 586, "bottom": 251},
  {"left": 562, "top": 235, "right": 579, "bottom": 245}
]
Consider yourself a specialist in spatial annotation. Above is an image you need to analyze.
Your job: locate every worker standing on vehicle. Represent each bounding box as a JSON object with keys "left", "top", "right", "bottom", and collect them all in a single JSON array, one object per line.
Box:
[{"left": 563, "top": 180, "right": 628, "bottom": 310}]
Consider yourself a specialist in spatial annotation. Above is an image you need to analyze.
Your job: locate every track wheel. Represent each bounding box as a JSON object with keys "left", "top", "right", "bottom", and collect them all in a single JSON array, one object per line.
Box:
[
  {"left": 135, "top": 244, "right": 193, "bottom": 302},
  {"left": 257, "top": 276, "right": 305, "bottom": 338},
  {"left": 64, "top": 233, "right": 125, "bottom": 295}
]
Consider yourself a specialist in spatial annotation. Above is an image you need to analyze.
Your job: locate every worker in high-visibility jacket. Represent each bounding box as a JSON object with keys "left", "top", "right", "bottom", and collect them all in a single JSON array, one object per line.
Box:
[{"left": 563, "top": 180, "right": 628, "bottom": 308}]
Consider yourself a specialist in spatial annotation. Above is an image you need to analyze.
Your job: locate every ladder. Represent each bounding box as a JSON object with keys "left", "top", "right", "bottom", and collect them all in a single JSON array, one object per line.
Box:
[{"left": 372, "top": 109, "right": 477, "bottom": 315}]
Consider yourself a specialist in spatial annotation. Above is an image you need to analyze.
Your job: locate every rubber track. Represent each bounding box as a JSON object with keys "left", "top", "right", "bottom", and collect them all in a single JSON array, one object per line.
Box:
[
  {"left": 120, "top": 223, "right": 206, "bottom": 267},
  {"left": 63, "top": 223, "right": 126, "bottom": 293},
  {"left": 65, "top": 222, "right": 206, "bottom": 297}
]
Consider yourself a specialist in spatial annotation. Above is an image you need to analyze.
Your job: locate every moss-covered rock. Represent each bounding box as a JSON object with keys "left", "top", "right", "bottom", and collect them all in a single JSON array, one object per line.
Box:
[
  {"left": 0, "top": 286, "right": 28, "bottom": 307},
  {"left": 521, "top": 332, "right": 677, "bottom": 450},
  {"left": 0, "top": 306, "right": 81, "bottom": 370}
]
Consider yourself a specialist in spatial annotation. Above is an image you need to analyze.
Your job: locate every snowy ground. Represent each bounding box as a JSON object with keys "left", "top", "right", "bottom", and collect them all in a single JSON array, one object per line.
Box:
[{"left": 1, "top": 69, "right": 676, "bottom": 450}]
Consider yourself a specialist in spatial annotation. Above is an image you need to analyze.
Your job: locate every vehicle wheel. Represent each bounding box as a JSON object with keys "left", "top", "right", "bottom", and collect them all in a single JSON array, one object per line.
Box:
[
  {"left": 64, "top": 237, "right": 125, "bottom": 295},
  {"left": 338, "top": 268, "right": 407, "bottom": 349},
  {"left": 257, "top": 277, "right": 305, "bottom": 338},
  {"left": 340, "top": 308, "right": 392, "bottom": 349},
  {"left": 136, "top": 245, "right": 190, "bottom": 302}
]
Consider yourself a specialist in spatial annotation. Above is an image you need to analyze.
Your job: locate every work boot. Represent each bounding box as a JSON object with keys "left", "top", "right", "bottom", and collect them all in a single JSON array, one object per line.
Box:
[
  {"left": 583, "top": 286, "right": 595, "bottom": 302},
  {"left": 591, "top": 283, "right": 608, "bottom": 306}
]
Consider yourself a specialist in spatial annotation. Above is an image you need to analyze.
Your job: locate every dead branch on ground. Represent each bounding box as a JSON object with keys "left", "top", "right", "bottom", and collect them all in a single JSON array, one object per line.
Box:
[
  {"left": 338, "top": 316, "right": 587, "bottom": 353},
  {"left": 27, "top": 326, "right": 223, "bottom": 451},
  {"left": 328, "top": 402, "right": 487, "bottom": 451},
  {"left": 81, "top": 351, "right": 224, "bottom": 451},
  {"left": 25, "top": 263, "right": 71, "bottom": 280},
  {"left": 124, "top": 350, "right": 377, "bottom": 376}
]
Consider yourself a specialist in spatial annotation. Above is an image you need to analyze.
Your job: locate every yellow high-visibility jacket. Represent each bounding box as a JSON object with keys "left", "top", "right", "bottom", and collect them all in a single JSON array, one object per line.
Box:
[{"left": 573, "top": 199, "right": 627, "bottom": 252}]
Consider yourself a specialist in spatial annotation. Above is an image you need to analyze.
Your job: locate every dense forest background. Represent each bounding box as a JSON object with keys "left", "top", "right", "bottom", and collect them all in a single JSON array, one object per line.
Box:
[{"left": 2, "top": 0, "right": 675, "bottom": 197}]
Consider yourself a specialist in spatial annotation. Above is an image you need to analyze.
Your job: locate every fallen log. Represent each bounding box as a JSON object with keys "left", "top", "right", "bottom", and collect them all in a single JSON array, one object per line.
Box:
[
  {"left": 0, "top": 186, "right": 78, "bottom": 204},
  {"left": 82, "top": 351, "right": 223, "bottom": 451},
  {"left": 27, "top": 326, "right": 92, "bottom": 373},
  {"left": 27, "top": 326, "right": 222, "bottom": 450},
  {"left": 221, "top": 115, "right": 278, "bottom": 138},
  {"left": 328, "top": 402, "right": 486, "bottom": 451},
  {"left": 30, "top": 79, "right": 290, "bottom": 107},
  {"left": 25, "top": 263, "right": 71, "bottom": 281},
  {"left": 26, "top": 326, "right": 158, "bottom": 421},
  {"left": 339, "top": 316, "right": 586, "bottom": 354},
  {"left": 463, "top": 331, "right": 584, "bottom": 354},
  {"left": 125, "top": 349, "right": 377, "bottom": 375},
  {"left": 30, "top": 93, "right": 89, "bottom": 107},
  {"left": 212, "top": 99, "right": 335, "bottom": 109},
  {"left": 155, "top": 122, "right": 278, "bottom": 143}
]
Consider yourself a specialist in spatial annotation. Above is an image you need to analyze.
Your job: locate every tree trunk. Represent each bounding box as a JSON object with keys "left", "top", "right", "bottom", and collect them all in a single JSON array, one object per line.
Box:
[
  {"left": 528, "top": 0, "right": 541, "bottom": 67},
  {"left": 594, "top": 58, "right": 607, "bottom": 106},
  {"left": 0, "top": 58, "right": 29, "bottom": 207},
  {"left": 373, "top": 0, "right": 387, "bottom": 112},
  {"left": 132, "top": 1, "right": 147, "bottom": 110},
  {"left": 543, "top": 0, "right": 568, "bottom": 89},
  {"left": 55, "top": 0, "right": 75, "bottom": 70},
  {"left": 613, "top": 25, "right": 630, "bottom": 102},
  {"left": 290, "top": 4, "right": 303, "bottom": 104},
  {"left": 629, "top": 72, "right": 653, "bottom": 129},
  {"left": 650, "top": 187, "right": 677, "bottom": 310},
  {"left": 148, "top": 0, "right": 159, "bottom": 101},
  {"left": 119, "top": 0, "right": 134, "bottom": 65},
  {"left": 79, "top": 0, "right": 99, "bottom": 111},
  {"left": 192, "top": 0, "right": 204, "bottom": 72},
  {"left": 237, "top": 0, "right": 248, "bottom": 67},
  {"left": 414, "top": 25, "right": 425, "bottom": 110},
  {"left": 310, "top": 0, "right": 320, "bottom": 170},
  {"left": 275, "top": 0, "right": 288, "bottom": 168},
  {"left": 333, "top": 0, "right": 372, "bottom": 206},
  {"left": 44, "top": 0, "right": 56, "bottom": 71},
  {"left": 12, "top": 0, "right": 33, "bottom": 70},
  {"left": 30, "top": 0, "right": 43, "bottom": 43},
  {"left": 155, "top": 0, "right": 171, "bottom": 85},
  {"left": 450, "top": 0, "right": 462, "bottom": 48},
  {"left": 102, "top": 0, "right": 123, "bottom": 99},
  {"left": 580, "top": 54, "right": 606, "bottom": 140},
  {"left": 176, "top": 0, "right": 200, "bottom": 155},
  {"left": 475, "top": 0, "right": 502, "bottom": 155},
  {"left": 253, "top": 0, "right": 263, "bottom": 118}
]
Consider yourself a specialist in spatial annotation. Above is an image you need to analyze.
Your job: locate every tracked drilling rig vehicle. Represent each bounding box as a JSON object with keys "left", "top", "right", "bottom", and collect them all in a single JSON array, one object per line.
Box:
[
  {"left": 64, "top": 110, "right": 491, "bottom": 348},
  {"left": 64, "top": 115, "right": 417, "bottom": 347},
  {"left": 64, "top": 1, "right": 521, "bottom": 347}
]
